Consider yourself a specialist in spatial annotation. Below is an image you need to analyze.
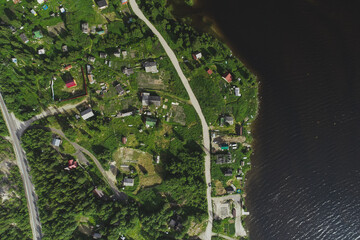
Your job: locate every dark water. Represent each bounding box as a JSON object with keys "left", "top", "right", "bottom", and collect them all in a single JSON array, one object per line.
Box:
[{"left": 172, "top": 0, "right": 360, "bottom": 239}]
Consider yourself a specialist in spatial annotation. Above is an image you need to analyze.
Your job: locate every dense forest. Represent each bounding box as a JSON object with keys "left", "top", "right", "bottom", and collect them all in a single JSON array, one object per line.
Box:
[{"left": 0, "top": 139, "right": 32, "bottom": 240}]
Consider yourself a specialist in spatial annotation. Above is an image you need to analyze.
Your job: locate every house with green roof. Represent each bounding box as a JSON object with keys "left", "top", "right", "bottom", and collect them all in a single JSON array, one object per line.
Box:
[
  {"left": 33, "top": 30, "right": 43, "bottom": 39},
  {"left": 145, "top": 117, "right": 157, "bottom": 128}
]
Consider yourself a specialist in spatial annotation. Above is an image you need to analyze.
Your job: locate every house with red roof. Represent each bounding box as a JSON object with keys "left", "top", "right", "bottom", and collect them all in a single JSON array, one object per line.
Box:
[
  {"left": 222, "top": 72, "right": 232, "bottom": 83},
  {"left": 65, "top": 79, "right": 77, "bottom": 88},
  {"left": 64, "top": 159, "right": 78, "bottom": 170},
  {"left": 64, "top": 64, "right": 72, "bottom": 71},
  {"left": 207, "top": 68, "right": 213, "bottom": 75}
]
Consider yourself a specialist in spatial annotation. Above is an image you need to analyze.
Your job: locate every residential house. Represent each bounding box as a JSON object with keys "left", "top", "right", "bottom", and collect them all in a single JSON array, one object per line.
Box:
[
  {"left": 93, "top": 233, "right": 102, "bottom": 239},
  {"left": 122, "top": 50, "right": 128, "bottom": 58},
  {"left": 117, "top": 111, "right": 133, "bottom": 118},
  {"left": 88, "top": 56, "right": 96, "bottom": 63},
  {"left": 38, "top": 48, "right": 45, "bottom": 55},
  {"left": 225, "top": 186, "right": 235, "bottom": 194},
  {"left": 62, "top": 45, "right": 68, "bottom": 52},
  {"left": 235, "top": 87, "right": 241, "bottom": 96},
  {"left": 145, "top": 117, "right": 157, "bottom": 128},
  {"left": 123, "top": 177, "right": 134, "bottom": 186},
  {"left": 30, "top": 9, "right": 37, "bottom": 16},
  {"left": 13, "top": 0, "right": 20, "bottom": 4},
  {"left": 142, "top": 92, "right": 161, "bottom": 107},
  {"left": 51, "top": 137, "right": 61, "bottom": 147},
  {"left": 192, "top": 52, "right": 202, "bottom": 60},
  {"left": 224, "top": 116, "right": 234, "bottom": 125},
  {"left": 65, "top": 159, "right": 78, "bottom": 170},
  {"left": 224, "top": 168, "right": 233, "bottom": 177},
  {"left": 37, "top": 0, "right": 44, "bottom": 4},
  {"left": 93, "top": 188, "right": 104, "bottom": 198},
  {"left": 114, "top": 49, "right": 121, "bottom": 57},
  {"left": 80, "top": 108, "right": 94, "bottom": 120},
  {"left": 64, "top": 64, "right": 72, "bottom": 71},
  {"left": 222, "top": 72, "right": 232, "bottom": 83},
  {"left": 220, "top": 143, "right": 229, "bottom": 151},
  {"left": 81, "top": 22, "right": 89, "bottom": 34},
  {"left": 64, "top": 74, "right": 76, "bottom": 88},
  {"left": 88, "top": 74, "right": 95, "bottom": 84},
  {"left": 143, "top": 61, "right": 158, "bottom": 73},
  {"left": 99, "top": 52, "right": 107, "bottom": 58},
  {"left": 115, "top": 84, "right": 125, "bottom": 96},
  {"left": 216, "top": 153, "right": 233, "bottom": 164},
  {"left": 121, "top": 0, "right": 128, "bottom": 4},
  {"left": 123, "top": 67, "right": 134, "bottom": 76},
  {"left": 19, "top": 33, "right": 29, "bottom": 43},
  {"left": 207, "top": 68, "right": 213, "bottom": 75},
  {"left": 33, "top": 30, "right": 43, "bottom": 39},
  {"left": 122, "top": 136, "right": 127, "bottom": 144},
  {"left": 96, "top": 0, "right": 108, "bottom": 9}
]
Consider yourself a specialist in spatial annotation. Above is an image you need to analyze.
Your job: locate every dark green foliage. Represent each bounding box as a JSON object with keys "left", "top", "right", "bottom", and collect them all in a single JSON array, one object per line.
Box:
[
  {"left": 21, "top": 128, "right": 138, "bottom": 239},
  {"left": 0, "top": 139, "right": 32, "bottom": 240}
]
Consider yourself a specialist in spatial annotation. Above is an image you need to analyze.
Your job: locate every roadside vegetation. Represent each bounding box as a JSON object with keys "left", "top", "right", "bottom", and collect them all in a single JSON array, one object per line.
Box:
[{"left": 0, "top": 138, "right": 32, "bottom": 240}]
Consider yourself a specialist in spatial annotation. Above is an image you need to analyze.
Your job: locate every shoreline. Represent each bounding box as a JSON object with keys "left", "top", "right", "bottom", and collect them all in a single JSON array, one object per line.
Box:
[{"left": 168, "top": 1, "right": 261, "bottom": 237}]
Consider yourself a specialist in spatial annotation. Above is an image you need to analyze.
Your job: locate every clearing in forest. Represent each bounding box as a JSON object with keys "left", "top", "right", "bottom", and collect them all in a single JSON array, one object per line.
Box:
[{"left": 113, "top": 147, "right": 162, "bottom": 190}]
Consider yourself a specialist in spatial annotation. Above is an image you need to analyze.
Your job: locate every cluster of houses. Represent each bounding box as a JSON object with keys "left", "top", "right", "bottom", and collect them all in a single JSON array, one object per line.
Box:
[{"left": 82, "top": 22, "right": 107, "bottom": 35}]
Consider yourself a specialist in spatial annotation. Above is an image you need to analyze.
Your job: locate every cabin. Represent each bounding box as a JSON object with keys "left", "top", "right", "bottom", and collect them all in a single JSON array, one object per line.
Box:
[
  {"left": 121, "top": 0, "right": 128, "bottom": 4},
  {"left": 93, "top": 188, "right": 104, "bottom": 198},
  {"left": 143, "top": 61, "right": 158, "bottom": 73},
  {"left": 33, "top": 30, "right": 43, "bottom": 39},
  {"left": 80, "top": 108, "right": 94, "bottom": 120},
  {"left": 19, "top": 33, "right": 29, "bottom": 43},
  {"left": 99, "top": 52, "right": 107, "bottom": 58},
  {"left": 122, "top": 50, "right": 128, "bottom": 58},
  {"left": 192, "top": 52, "right": 202, "bottom": 60},
  {"left": 115, "top": 84, "right": 125, "bottom": 96},
  {"left": 51, "top": 137, "right": 61, "bottom": 147},
  {"left": 222, "top": 72, "right": 232, "bottom": 83},
  {"left": 123, "top": 67, "right": 134, "bottom": 76},
  {"left": 114, "top": 49, "right": 121, "bottom": 57},
  {"left": 207, "top": 68, "right": 213, "bottom": 75},
  {"left": 88, "top": 74, "right": 95, "bottom": 84},
  {"left": 142, "top": 93, "right": 161, "bottom": 107},
  {"left": 38, "top": 48, "right": 45, "bottom": 55},
  {"left": 96, "top": 0, "right": 108, "bottom": 9},
  {"left": 65, "top": 159, "right": 78, "bottom": 170},
  {"left": 123, "top": 177, "right": 134, "bottom": 186},
  {"left": 88, "top": 56, "right": 96, "bottom": 63},
  {"left": 64, "top": 73, "right": 76, "bottom": 88},
  {"left": 64, "top": 64, "right": 72, "bottom": 71},
  {"left": 62, "top": 45, "right": 68, "bottom": 52},
  {"left": 13, "top": 0, "right": 20, "bottom": 4},
  {"left": 225, "top": 186, "right": 235, "bottom": 194},
  {"left": 216, "top": 153, "right": 233, "bottom": 164},
  {"left": 81, "top": 22, "right": 89, "bottom": 34},
  {"left": 220, "top": 143, "right": 229, "bottom": 151},
  {"left": 122, "top": 136, "right": 127, "bottom": 144},
  {"left": 145, "top": 117, "right": 157, "bottom": 128},
  {"left": 93, "top": 233, "right": 102, "bottom": 239},
  {"left": 117, "top": 111, "right": 133, "bottom": 118},
  {"left": 224, "top": 168, "right": 233, "bottom": 177},
  {"left": 224, "top": 116, "right": 234, "bottom": 125},
  {"left": 235, "top": 87, "right": 241, "bottom": 96}
]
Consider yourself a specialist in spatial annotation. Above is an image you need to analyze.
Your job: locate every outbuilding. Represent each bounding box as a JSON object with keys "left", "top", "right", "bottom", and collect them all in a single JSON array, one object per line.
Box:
[{"left": 80, "top": 108, "right": 95, "bottom": 120}]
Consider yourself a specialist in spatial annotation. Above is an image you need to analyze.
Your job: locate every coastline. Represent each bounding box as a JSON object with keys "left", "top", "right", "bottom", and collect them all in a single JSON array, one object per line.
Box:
[{"left": 167, "top": 0, "right": 260, "bottom": 236}]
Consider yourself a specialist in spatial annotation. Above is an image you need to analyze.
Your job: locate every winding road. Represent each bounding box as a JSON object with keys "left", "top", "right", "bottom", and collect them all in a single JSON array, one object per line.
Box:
[
  {"left": 128, "top": 1, "right": 213, "bottom": 239},
  {"left": 48, "top": 127, "right": 126, "bottom": 201},
  {"left": 0, "top": 93, "right": 42, "bottom": 240}
]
